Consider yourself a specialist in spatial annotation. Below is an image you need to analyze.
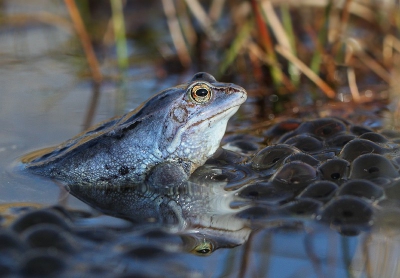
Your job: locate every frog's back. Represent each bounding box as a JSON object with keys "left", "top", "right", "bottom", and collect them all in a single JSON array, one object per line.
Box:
[{"left": 23, "top": 87, "right": 181, "bottom": 185}]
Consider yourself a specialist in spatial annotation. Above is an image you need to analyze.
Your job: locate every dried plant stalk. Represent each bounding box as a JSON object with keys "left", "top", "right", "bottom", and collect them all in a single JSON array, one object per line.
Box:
[
  {"left": 64, "top": 0, "right": 102, "bottom": 83},
  {"left": 276, "top": 45, "right": 336, "bottom": 98},
  {"left": 162, "top": 0, "right": 191, "bottom": 67},
  {"left": 110, "top": 0, "right": 128, "bottom": 69},
  {"left": 184, "top": 0, "right": 217, "bottom": 38}
]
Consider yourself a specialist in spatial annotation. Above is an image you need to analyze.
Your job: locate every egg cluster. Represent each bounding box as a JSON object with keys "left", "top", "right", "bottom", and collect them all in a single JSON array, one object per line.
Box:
[
  {"left": 207, "top": 118, "right": 400, "bottom": 235},
  {"left": 2, "top": 118, "right": 399, "bottom": 275},
  {"left": 0, "top": 206, "right": 198, "bottom": 277}
]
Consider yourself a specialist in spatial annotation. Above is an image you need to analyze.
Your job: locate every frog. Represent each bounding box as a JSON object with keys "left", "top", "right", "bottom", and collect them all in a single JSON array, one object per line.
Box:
[{"left": 22, "top": 72, "right": 247, "bottom": 187}]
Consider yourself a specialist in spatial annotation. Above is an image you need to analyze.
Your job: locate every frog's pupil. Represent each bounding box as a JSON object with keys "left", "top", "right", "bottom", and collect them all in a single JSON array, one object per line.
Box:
[{"left": 196, "top": 88, "right": 209, "bottom": 97}]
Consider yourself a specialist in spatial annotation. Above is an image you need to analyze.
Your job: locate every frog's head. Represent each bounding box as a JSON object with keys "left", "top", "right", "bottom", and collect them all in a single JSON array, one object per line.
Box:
[{"left": 159, "top": 72, "right": 247, "bottom": 172}]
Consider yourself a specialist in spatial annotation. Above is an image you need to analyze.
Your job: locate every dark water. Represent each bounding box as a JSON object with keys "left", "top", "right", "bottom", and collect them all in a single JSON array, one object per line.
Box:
[{"left": 1, "top": 1, "right": 400, "bottom": 277}]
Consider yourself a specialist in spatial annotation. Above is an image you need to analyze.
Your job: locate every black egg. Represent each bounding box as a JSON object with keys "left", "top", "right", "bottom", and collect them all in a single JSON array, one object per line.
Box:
[
  {"left": 0, "top": 230, "right": 26, "bottom": 253},
  {"left": 325, "top": 134, "right": 356, "bottom": 149},
  {"left": 313, "top": 151, "right": 336, "bottom": 162},
  {"left": 22, "top": 224, "right": 77, "bottom": 254},
  {"left": 337, "top": 179, "right": 384, "bottom": 201},
  {"left": 294, "top": 118, "right": 346, "bottom": 139},
  {"left": 339, "top": 139, "right": 385, "bottom": 162},
  {"left": 0, "top": 254, "right": 17, "bottom": 276},
  {"left": 392, "top": 156, "right": 400, "bottom": 168},
  {"left": 278, "top": 199, "right": 322, "bottom": 216},
  {"left": 238, "top": 182, "right": 294, "bottom": 205},
  {"left": 283, "top": 153, "right": 320, "bottom": 167},
  {"left": 251, "top": 145, "right": 301, "bottom": 170},
  {"left": 283, "top": 134, "right": 323, "bottom": 152},
  {"left": 191, "top": 163, "right": 253, "bottom": 191},
  {"left": 222, "top": 134, "right": 264, "bottom": 144},
  {"left": 271, "top": 161, "right": 317, "bottom": 186},
  {"left": 124, "top": 245, "right": 167, "bottom": 260},
  {"left": 222, "top": 140, "right": 260, "bottom": 154},
  {"left": 319, "top": 196, "right": 374, "bottom": 234},
  {"left": 264, "top": 119, "right": 301, "bottom": 139},
  {"left": 349, "top": 153, "right": 399, "bottom": 180},
  {"left": 209, "top": 148, "right": 247, "bottom": 164},
  {"left": 20, "top": 251, "right": 66, "bottom": 277},
  {"left": 359, "top": 132, "right": 388, "bottom": 143},
  {"left": 75, "top": 228, "right": 117, "bottom": 243},
  {"left": 381, "top": 130, "right": 400, "bottom": 139},
  {"left": 350, "top": 125, "right": 373, "bottom": 135},
  {"left": 298, "top": 181, "right": 338, "bottom": 201},
  {"left": 11, "top": 209, "right": 71, "bottom": 234},
  {"left": 236, "top": 206, "right": 274, "bottom": 220},
  {"left": 318, "top": 158, "right": 349, "bottom": 183}
]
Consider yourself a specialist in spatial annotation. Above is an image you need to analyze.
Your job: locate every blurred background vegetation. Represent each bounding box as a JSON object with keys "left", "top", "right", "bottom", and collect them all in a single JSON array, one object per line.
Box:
[{"left": 2, "top": 0, "right": 400, "bottom": 125}]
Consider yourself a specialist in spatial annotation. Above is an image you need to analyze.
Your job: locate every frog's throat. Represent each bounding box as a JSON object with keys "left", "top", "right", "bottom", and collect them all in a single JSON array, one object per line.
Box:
[{"left": 165, "top": 104, "right": 240, "bottom": 155}]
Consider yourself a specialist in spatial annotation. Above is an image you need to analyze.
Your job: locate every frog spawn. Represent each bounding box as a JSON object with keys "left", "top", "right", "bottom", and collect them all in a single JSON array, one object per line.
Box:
[
  {"left": 4, "top": 117, "right": 400, "bottom": 276},
  {"left": 196, "top": 118, "right": 400, "bottom": 235},
  {"left": 0, "top": 206, "right": 219, "bottom": 277}
]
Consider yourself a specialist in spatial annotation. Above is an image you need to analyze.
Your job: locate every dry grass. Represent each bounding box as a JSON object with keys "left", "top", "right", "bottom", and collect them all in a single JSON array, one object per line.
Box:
[
  {"left": 64, "top": 0, "right": 102, "bottom": 84},
  {"left": 3, "top": 0, "right": 399, "bottom": 107},
  {"left": 171, "top": 0, "right": 399, "bottom": 103}
]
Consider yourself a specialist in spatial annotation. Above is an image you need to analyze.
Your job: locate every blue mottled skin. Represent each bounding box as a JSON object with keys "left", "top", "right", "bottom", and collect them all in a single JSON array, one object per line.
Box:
[{"left": 23, "top": 73, "right": 247, "bottom": 186}]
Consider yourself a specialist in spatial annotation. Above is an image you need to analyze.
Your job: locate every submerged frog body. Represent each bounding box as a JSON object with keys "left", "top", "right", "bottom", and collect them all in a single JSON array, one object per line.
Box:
[{"left": 23, "top": 73, "right": 247, "bottom": 186}]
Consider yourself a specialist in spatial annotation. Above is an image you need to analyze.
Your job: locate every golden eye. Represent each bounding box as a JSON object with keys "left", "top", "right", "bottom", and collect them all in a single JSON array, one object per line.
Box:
[
  {"left": 190, "top": 83, "right": 212, "bottom": 104},
  {"left": 192, "top": 241, "right": 214, "bottom": 256}
]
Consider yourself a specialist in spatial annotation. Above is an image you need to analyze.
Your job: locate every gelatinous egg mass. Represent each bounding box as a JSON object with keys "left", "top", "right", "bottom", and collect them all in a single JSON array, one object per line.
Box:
[
  {"left": 5, "top": 117, "right": 400, "bottom": 276},
  {"left": 212, "top": 117, "right": 400, "bottom": 235}
]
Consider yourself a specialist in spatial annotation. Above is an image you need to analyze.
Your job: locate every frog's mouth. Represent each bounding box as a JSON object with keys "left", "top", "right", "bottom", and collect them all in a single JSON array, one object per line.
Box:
[
  {"left": 196, "top": 105, "right": 240, "bottom": 128},
  {"left": 186, "top": 101, "right": 242, "bottom": 131}
]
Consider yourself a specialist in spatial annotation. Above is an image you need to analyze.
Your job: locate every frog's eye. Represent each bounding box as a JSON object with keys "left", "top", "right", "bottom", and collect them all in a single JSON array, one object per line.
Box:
[
  {"left": 190, "top": 83, "right": 212, "bottom": 104},
  {"left": 192, "top": 241, "right": 214, "bottom": 256}
]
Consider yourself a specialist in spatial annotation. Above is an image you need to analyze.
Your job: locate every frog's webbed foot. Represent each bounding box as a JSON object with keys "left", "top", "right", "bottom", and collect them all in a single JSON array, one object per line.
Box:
[{"left": 146, "top": 162, "right": 189, "bottom": 188}]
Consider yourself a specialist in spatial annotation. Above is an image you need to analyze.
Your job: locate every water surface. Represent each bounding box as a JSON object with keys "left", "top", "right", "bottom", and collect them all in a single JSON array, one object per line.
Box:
[{"left": 1, "top": 1, "right": 400, "bottom": 277}]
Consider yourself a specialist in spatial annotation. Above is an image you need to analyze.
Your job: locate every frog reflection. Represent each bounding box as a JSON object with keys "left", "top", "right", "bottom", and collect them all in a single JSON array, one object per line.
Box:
[{"left": 66, "top": 162, "right": 252, "bottom": 254}]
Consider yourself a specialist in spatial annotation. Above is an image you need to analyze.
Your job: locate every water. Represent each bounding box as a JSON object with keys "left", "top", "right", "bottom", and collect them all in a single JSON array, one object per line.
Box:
[{"left": 1, "top": 1, "right": 400, "bottom": 277}]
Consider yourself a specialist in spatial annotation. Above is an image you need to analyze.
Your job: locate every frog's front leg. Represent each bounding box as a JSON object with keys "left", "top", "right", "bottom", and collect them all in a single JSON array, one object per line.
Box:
[{"left": 146, "top": 162, "right": 189, "bottom": 188}]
